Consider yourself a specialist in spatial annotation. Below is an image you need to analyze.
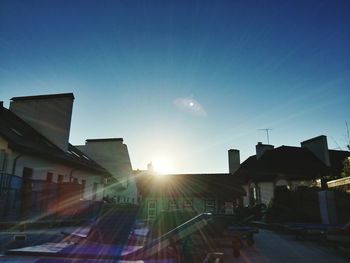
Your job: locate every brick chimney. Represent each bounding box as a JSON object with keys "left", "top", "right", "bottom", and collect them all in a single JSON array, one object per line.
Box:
[
  {"left": 256, "top": 142, "right": 274, "bottom": 160},
  {"left": 228, "top": 149, "right": 240, "bottom": 174},
  {"left": 10, "top": 93, "right": 74, "bottom": 151},
  {"left": 301, "top": 135, "right": 330, "bottom": 167}
]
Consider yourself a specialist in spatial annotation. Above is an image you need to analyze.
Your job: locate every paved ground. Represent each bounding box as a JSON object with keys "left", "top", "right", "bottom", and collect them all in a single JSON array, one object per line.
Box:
[
  {"left": 221, "top": 229, "right": 349, "bottom": 262},
  {"left": 0, "top": 229, "right": 349, "bottom": 262}
]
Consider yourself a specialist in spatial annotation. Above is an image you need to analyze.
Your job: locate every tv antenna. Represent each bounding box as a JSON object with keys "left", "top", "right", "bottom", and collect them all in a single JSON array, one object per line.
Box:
[
  {"left": 346, "top": 121, "right": 350, "bottom": 151},
  {"left": 258, "top": 128, "right": 272, "bottom": 144}
]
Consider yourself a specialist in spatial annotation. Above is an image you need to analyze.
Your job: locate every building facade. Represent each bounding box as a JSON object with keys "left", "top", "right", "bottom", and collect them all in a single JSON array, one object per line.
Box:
[{"left": 233, "top": 135, "right": 350, "bottom": 206}]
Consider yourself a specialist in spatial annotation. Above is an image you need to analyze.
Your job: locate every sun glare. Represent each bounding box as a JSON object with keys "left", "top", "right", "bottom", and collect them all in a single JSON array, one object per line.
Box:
[{"left": 153, "top": 157, "right": 173, "bottom": 175}]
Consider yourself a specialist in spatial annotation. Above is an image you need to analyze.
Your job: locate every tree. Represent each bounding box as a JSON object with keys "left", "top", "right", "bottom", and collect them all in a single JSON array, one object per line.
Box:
[{"left": 341, "top": 157, "right": 350, "bottom": 178}]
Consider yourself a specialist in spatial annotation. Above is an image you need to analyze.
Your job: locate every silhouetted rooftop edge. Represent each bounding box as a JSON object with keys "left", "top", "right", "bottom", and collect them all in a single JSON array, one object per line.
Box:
[
  {"left": 301, "top": 135, "right": 327, "bottom": 144},
  {"left": 11, "top": 93, "right": 75, "bottom": 101},
  {"left": 0, "top": 106, "right": 111, "bottom": 176},
  {"left": 86, "top": 138, "right": 124, "bottom": 142}
]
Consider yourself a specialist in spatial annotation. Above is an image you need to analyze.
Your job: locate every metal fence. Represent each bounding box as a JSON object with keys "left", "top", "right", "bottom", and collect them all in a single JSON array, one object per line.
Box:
[
  {"left": 0, "top": 173, "right": 98, "bottom": 223},
  {"left": 0, "top": 173, "right": 59, "bottom": 221},
  {"left": 0, "top": 173, "right": 23, "bottom": 221}
]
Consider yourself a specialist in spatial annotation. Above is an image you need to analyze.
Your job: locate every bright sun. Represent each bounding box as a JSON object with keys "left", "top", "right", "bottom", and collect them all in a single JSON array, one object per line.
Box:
[{"left": 153, "top": 157, "right": 173, "bottom": 175}]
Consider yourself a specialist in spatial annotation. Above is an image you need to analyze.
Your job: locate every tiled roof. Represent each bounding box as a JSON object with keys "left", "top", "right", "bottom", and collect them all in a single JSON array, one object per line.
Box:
[
  {"left": 136, "top": 173, "right": 246, "bottom": 199},
  {"left": 235, "top": 146, "right": 331, "bottom": 183},
  {"left": 0, "top": 105, "right": 110, "bottom": 175}
]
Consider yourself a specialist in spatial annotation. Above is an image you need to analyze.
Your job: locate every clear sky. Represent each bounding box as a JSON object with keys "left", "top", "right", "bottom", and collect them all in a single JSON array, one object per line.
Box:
[{"left": 1, "top": 0, "right": 349, "bottom": 174}]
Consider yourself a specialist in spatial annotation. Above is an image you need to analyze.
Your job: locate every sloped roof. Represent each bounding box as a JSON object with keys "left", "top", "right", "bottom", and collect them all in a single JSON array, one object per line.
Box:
[
  {"left": 0, "top": 105, "right": 110, "bottom": 175},
  {"left": 235, "top": 146, "right": 330, "bottom": 183},
  {"left": 136, "top": 173, "right": 246, "bottom": 199}
]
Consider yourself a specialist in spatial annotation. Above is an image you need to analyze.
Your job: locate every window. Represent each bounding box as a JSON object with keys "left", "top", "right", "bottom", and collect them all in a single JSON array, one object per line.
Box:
[
  {"left": 204, "top": 199, "right": 216, "bottom": 213},
  {"left": 46, "top": 172, "right": 53, "bottom": 182},
  {"left": 254, "top": 186, "right": 261, "bottom": 204},
  {"left": 81, "top": 180, "right": 86, "bottom": 198},
  {"left": 58, "top": 174, "right": 63, "bottom": 183},
  {"left": 0, "top": 149, "right": 7, "bottom": 172},
  {"left": 168, "top": 199, "right": 177, "bottom": 210},
  {"left": 92, "top": 183, "right": 98, "bottom": 200},
  {"left": 183, "top": 198, "right": 193, "bottom": 208},
  {"left": 249, "top": 184, "right": 261, "bottom": 205}
]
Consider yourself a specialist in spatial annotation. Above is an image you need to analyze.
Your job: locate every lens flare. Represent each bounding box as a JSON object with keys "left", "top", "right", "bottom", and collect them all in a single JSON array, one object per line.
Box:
[{"left": 174, "top": 97, "right": 207, "bottom": 117}]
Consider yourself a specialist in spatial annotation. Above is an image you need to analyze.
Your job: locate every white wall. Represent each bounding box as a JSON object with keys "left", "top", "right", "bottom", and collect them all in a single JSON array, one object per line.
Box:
[
  {"left": 77, "top": 139, "right": 138, "bottom": 204},
  {"left": 243, "top": 179, "right": 316, "bottom": 206},
  {"left": 2, "top": 145, "right": 104, "bottom": 201},
  {"left": 259, "top": 182, "right": 275, "bottom": 204}
]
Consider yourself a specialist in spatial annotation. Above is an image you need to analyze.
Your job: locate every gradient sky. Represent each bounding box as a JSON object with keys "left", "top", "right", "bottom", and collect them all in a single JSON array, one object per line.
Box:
[{"left": 1, "top": 0, "right": 349, "bottom": 173}]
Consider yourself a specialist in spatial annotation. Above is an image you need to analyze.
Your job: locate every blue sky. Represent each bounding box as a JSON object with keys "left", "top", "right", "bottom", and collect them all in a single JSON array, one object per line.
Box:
[{"left": 1, "top": 0, "right": 349, "bottom": 173}]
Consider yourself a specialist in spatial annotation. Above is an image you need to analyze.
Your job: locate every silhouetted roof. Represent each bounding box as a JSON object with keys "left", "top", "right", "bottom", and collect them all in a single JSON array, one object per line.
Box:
[
  {"left": 235, "top": 146, "right": 330, "bottom": 183},
  {"left": 11, "top": 93, "right": 75, "bottom": 101},
  {"left": 136, "top": 173, "right": 246, "bottom": 199},
  {"left": 86, "top": 138, "right": 124, "bottom": 142},
  {"left": 0, "top": 105, "right": 110, "bottom": 175}
]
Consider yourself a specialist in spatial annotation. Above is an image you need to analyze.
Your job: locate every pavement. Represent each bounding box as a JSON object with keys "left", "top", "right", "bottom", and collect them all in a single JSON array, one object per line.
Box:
[
  {"left": 0, "top": 229, "right": 349, "bottom": 262},
  {"left": 221, "top": 229, "right": 350, "bottom": 262}
]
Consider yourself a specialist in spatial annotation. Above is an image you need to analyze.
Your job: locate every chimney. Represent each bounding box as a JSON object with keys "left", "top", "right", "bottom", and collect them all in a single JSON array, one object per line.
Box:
[
  {"left": 301, "top": 135, "right": 330, "bottom": 167},
  {"left": 10, "top": 93, "right": 74, "bottom": 151},
  {"left": 78, "top": 138, "right": 132, "bottom": 187},
  {"left": 0, "top": 101, "right": 3, "bottom": 108},
  {"left": 228, "top": 149, "right": 240, "bottom": 174},
  {"left": 256, "top": 142, "right": 274, "bottom": 160},
  {"left": 147, "top": 162, "right": 154, "bottom": 172}
]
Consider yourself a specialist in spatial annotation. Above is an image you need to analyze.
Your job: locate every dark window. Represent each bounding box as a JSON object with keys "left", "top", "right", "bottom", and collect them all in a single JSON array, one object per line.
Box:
[
  {"left": 92, "top": 183, "right": 98, "bottom": 200},
  {"left": 81, "top": 180, "right": 86, "bottom": 198},
  {"left": 183, "top": 198, "right": 193, "bottom": 208},
  {"left": 169, "top": 199, "right": 177, "bottom": 210},
  {"left": 58, "top": 174, "right": 63, "bottom": 183},
  {"left": 204, "top": 199, "right": 216, "bottom": 213},
  {"left": 46, "top": 172, "right": 53, "bottom": 182}
]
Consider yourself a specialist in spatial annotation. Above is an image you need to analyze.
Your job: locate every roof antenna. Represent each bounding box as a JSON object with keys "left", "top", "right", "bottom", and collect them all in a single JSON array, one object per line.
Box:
[
  {"left": 346, "top": 121, "right": 350, "bottom": 151},
  {"left": 330, "top": 136, "right": 342, "bottom": 150},
  {"left": 258, "top": 128, "right": 272, "bottom": 144}
]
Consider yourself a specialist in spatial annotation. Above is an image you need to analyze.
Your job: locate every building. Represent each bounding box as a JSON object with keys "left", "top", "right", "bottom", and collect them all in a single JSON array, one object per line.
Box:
[
  {"left": 0, "top": 93, "right": 112, "bottom": 220},
  {"left": 76, "top": 138, "right": 138, "bottom": 204},
  {"left": 135, "top": 170, "right": 245, "bottom": 220},
  {"left": 233, "top": 135, "right": 350, "bottom": 206},
  {"left": 0, "top": 92, "right": 138, "bottom": 221}
]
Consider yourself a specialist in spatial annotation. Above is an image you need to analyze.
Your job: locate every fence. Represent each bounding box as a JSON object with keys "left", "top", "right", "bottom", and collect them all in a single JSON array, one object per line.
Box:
[
  {"left": 0, "top": 173, "right": 23, "bottom": 221},
  {"left": 265, "top": 186, "right": 350, "bottom": 224},
  {"left": 0, "top": 173, "right": 83, "bottom": 222}
]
